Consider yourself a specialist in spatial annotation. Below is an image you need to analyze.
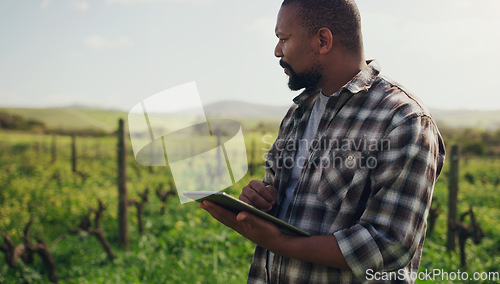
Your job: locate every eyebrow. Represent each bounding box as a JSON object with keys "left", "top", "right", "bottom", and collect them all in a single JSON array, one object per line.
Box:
[{"left": 276, "top": 32, "right": 292, "bottom": 38}]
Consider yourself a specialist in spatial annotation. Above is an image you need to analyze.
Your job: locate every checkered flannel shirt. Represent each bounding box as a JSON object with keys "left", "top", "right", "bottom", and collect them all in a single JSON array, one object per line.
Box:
[{"left": 247, "top": 61, "right": 445, "bottom": 283}]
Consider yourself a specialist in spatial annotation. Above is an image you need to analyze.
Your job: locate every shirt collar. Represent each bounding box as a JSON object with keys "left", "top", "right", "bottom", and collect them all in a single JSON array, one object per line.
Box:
[
  {"left": 292, "top": 60, "right": 381, "bottom": 105},
  {"left": 292, "top": 87, "right": 320, "bottom": 106},
  {"left": 343, "top": 60, "right": 380, "bottom": 94}
]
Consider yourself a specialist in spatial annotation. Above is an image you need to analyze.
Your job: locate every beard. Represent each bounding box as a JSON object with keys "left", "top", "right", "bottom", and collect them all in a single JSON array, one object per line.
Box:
[{"left": 280, "top": 59, "right": 322, "bottom": 91}]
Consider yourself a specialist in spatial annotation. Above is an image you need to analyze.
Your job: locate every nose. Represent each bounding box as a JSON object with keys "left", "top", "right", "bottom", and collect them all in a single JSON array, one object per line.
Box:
[{"left": 274, "top": 41, "right": 283, "bottom": 58}]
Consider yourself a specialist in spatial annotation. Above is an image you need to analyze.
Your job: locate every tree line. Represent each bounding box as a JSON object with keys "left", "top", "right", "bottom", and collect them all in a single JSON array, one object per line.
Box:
[
  {"left": 0, "top": 111, "right": 45, "bottom": 131},
  {"left": 0, "top": 111, "right": 111, "bottom": 136},
  {"left": 437, "top": 124, "right": 500, "bottom": 156}
]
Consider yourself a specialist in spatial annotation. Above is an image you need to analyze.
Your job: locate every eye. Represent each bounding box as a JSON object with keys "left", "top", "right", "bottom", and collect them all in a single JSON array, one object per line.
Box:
[{"left": 276, "top": 33, "right": 291, "bottom": 43}]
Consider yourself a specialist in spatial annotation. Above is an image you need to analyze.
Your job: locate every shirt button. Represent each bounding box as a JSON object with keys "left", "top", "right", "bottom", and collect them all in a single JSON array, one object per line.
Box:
[{"left": 345, "top": 155, "right": 356, "bottom": 168}]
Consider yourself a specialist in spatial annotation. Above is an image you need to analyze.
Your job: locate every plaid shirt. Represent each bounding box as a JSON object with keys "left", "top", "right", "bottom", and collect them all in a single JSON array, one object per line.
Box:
[{"left": 247, "top": 61, "right": 445, "bottom": 283}]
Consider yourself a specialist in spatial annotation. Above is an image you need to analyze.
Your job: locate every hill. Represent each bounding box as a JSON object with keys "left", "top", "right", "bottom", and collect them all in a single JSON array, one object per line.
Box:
[
  {"left": 0, "top": 101, "right": 288, "bottom": 133},
  {"left": 202, "top": 100, "right": 289, "bottom": 119},
  {"left": 2, "top": 102, "right": 500, "bottom": 132},
  {"left": 431, "top": 109, "right": 500, "bottom": 130}
]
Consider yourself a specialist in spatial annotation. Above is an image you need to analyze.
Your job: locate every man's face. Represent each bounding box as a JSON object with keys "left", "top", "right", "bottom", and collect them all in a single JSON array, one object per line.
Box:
[{"left": 275, "top": 4, "right": 322, "bottom": 91}]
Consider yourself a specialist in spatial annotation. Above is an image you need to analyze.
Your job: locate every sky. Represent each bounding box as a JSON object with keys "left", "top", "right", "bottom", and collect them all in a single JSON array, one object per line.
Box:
[{"left": 1, "top": 0, "right": 499, "bottom": 111}]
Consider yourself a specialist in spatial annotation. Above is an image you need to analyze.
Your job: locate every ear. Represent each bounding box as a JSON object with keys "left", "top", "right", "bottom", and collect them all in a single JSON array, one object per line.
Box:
[{"left": 317, "top": 27, "right": 333, "bottom": 55}]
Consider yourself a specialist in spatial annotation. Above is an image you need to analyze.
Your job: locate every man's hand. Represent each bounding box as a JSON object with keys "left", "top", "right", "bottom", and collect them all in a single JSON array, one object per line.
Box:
[
  {"left": 199, "top": 200, "right": 290, "bottom": 254},
  {"left": 239, "top": 180, "right": 277, "bottom": 212},
  {"left": 199, "top": 198, "right": 350, "bottom": 270}
]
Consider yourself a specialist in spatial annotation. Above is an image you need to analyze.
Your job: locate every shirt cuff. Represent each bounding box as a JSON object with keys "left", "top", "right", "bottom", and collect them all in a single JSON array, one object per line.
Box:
[{"left": 334, "top": 223, "right": 384, "bottom": 280}]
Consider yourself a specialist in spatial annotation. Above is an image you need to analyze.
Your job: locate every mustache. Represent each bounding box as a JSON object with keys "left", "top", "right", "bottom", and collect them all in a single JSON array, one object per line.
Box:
[{"left": 279, "top": 59, "right": 293, "bottom": 70}]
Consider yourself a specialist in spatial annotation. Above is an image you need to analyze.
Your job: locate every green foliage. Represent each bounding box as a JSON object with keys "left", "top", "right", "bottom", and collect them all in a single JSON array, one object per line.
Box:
[
  {"left": 0, "top": 130, "right": 498, "bottom": 283},
  {"left": 440, "top": 126, "right": 500, "bottom": 156},
  {"left": 420, "top": 158, "right": 500, "bottom": 283},
  {"left": 463, "top": 141, "right": 486, "bottom": 156},
  {"left": 0, "top": 131, "right": 265, "bottom": 283}
]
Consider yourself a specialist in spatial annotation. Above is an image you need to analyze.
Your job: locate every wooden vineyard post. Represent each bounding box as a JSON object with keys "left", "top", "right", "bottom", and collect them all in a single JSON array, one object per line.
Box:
[
  {"left": 95, "top": 139, "right": 101, "bottom": 159},
  {"left": 117, "top": 119, "right": 129, "bottom": 250},
  {"left": 249, "top": 139, "right": 256, "bottom": 176},
  {"left": 71, "top": 134, "right": 77, "bottom": 173},
  {"left": 447, "top": 145, "right": 459, "bottom": 252},
  {"left": 82, "top": 137, "right": 88, "bottom": 159},
  {"left": 51, "top": 134, "right": 57, "bottom": 164},
  {"left": 427, "top": 197, "right": 441, "bottom": 237}
]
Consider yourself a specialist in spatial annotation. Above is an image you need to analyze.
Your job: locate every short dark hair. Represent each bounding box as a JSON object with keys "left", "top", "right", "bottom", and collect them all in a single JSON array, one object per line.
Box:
[{"left": 282, "top": 0, "right": 363, "bottom": 54}]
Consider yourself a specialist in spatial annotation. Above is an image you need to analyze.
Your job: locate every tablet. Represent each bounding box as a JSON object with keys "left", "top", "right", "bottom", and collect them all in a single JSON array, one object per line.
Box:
[{"left": 184, "top": 191, "right": 310, "bottom": 237}]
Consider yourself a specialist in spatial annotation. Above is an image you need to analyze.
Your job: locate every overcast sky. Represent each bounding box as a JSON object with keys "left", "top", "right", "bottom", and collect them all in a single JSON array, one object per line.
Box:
[{"left": 1, "top": 0, "right": 499, "bottom": 111}]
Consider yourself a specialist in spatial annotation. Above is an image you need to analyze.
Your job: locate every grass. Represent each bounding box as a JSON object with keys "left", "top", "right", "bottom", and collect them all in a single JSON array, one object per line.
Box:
[
  {"left": 418, "top": 158, "right": 500, "bottom": 283},
  {"left": 0, "top": 130, "right": 498, "bottom": 283},
  {"left": 0, "top": 130, "right": 272, "bottom": 283}
]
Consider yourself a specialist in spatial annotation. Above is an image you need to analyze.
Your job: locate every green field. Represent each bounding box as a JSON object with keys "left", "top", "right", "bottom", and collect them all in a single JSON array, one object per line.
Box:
[
  {"left": 0, "top": 130, "right": 272, "bottom": 283},
  {"left": 0, "top": 125, "right": 499, "bottom": 283}
]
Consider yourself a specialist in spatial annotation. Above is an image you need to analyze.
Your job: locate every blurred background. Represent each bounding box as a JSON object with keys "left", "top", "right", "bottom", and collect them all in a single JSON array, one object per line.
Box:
[{"left": 0, "top": 0, "right": 499, "bottom": 283}]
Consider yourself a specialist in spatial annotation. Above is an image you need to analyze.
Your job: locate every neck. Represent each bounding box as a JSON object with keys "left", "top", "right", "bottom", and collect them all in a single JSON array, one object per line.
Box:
[{"left": 320, "top": 53, "right": 366, "bottom": 96}]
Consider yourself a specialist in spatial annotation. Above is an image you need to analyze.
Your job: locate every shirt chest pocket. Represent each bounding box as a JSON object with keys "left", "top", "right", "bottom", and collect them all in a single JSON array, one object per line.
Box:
[{"left": 315, "top": 149, "right": 370, "bottom": 212}]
